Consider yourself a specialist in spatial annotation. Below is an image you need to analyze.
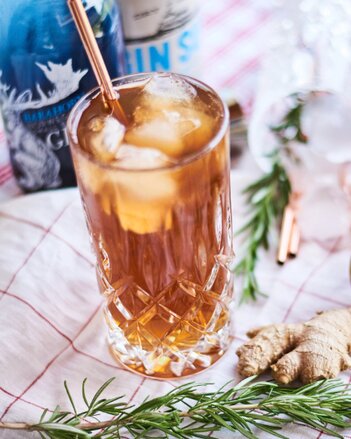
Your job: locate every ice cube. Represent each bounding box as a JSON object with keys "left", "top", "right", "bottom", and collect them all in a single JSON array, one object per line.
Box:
[
  {"left": 109, "top": 145, "right": 177, "bottom": 234},
  {"left": 87, "top": 115, "right": 125, "bottom": 162},
  {"left": 176, "top": 108, "right": 214, "bottom": 155},
  {"left": 299, "top": 184, "right": 350, "bottom": 240},
  {"left": 128, "top": 73, "right": 215, "bottom": 158},
  {"left": 134, "top": 73, "right": 201, "bottom": 128},
  {"left": 142, "top": 73, "right": 197, "bottom": 102},
  {"left": 301, "top": 93, "right": 351, "bottom": 163},
  {"left": 127, "top": 107, "right": 214, "bottom": 158},
  {"left": 125, "top": 119, "right": 184, "bottom": 157},
  {"left": 113, "top": 145, "right": 176, "bottom": 201},
  {"left": 114, "top": 144, "right": 174, "bottom": 169}
]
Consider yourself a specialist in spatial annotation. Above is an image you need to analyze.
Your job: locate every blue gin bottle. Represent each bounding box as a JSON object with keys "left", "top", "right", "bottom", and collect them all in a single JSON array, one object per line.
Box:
[{"left": 0, "top": 0, "right": 125, "bottom": 191}]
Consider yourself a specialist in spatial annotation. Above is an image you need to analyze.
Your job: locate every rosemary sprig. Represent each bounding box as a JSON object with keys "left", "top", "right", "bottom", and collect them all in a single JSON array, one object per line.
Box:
[
  {"left": 234, "top": 92, "right": 309, "bottom": 302},
  {"left": 235, "top": 151, "right": 291, "bottom": 302},
  {"left": 1, "top": 377, "right": 351, "bottom": 438},
  {"left": 270, "top": 93, "right": 308, "bottom": 145}
]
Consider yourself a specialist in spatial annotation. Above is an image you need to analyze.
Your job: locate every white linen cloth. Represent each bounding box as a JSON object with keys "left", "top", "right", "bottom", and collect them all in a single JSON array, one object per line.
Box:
[{"left": 0, "top": 169, "right": 350, "bottom": 439}]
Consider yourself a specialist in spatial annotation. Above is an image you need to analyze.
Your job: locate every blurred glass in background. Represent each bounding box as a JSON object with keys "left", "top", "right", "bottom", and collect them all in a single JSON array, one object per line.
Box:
[{"left": 249, "top": 0, "right": 351, "bottom": 240}]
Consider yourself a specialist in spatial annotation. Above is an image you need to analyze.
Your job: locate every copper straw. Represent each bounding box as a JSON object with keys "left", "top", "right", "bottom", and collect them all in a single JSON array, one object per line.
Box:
[
  {"left": 67, "top": 0, "right": 128, "bottom": 125},
  {"left": 277, "top": 206, "right": 295, "bottom": 265},
  {"left": 288, "top": 221, "right": 300, "bottom": 258}
]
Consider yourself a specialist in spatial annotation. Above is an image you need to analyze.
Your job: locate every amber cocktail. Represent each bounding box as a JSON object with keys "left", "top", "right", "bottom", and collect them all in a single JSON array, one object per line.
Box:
[{"left": 67, "top": 73, "right": 234, "bottom": 378}]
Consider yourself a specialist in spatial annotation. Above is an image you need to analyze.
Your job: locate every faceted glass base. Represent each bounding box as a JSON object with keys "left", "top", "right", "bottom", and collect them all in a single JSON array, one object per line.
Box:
[
  {"left": 104, "top": 276, "right": 233, "bottom": 379},
  {"left": 108, "top": 332, "right": 230, "bottom": 379}
]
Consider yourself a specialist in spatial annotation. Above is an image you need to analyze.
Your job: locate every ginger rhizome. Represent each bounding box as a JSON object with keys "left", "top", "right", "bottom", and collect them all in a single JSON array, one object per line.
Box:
[{"left": 236, "top": 308, "right": 351, "bottom": 384}]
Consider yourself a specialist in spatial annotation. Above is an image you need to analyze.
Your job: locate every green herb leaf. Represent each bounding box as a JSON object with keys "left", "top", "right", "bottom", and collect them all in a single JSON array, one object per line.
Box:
[{"left": 234, "top": 152, "right": 292, "bottom": 302}]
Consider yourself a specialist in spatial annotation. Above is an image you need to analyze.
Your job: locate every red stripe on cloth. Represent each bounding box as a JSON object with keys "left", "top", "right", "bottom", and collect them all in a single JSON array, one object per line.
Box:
[
  {"left": 72, "top": 347, "right": 124, "bottom": 372},
  {"left": 220, "top": 56, "right": 261, "bottom": 88},
  {"left": 0, "top": 171, "right": 12, "bottom": 182},
  {"left": 0, "top": 290, "right": 72, "bottom": 342},
  {"left": 127, "top": 377, "right": 146, "bottom": 404},
  {"left": 0, "top": 168, "right": 13, "bottom": 185},
  {"left": 0, "top": 304, "right": 102, "bottom": 421},
  {"left": 0, "top": 176, "right": 12, "bottom": 186},
  {"left": 0, "top": 210, "right": 130, "bottom": 375},
  {"left": 0, "top": 287, "right": 125, "bottom": 372},
  {"left": 92, "top": 377, "right": 147, "bottom": 438},
  {"left": 0, "top": 211, "right": 44, "bottom": 231},
  {"left": 0, "top": 210, "right": 94, "bottom": 267},
  {"left": 303, "top": 290, "right": 350, "bottom": 308},
  {"left": 282, "top": 236, "right": 343, "bottom": 323},
  {"left": 0, "top": 387, "right": 52, "bottom": 413},
  {"left": 51, "top": 233, "right": 94, "bottom": 267},
  {"left": 208, "top": 11, "right": 271, "bottom": 63},
  {"left": 0, "top": 345, "right": 73, "bottom": 421},
  {"left": 242, "top": 94, "right": 255, "bottom": 116},
  {"left": 302, "top": 237, "right": 342, "bottom": 253},
  {"left": 0, "top": 165, "right": 11, "bottom": 176},
  {"left": 277, "top": 279, "right": 350, "bottom": 308},
  {"left": 0, "top": 201, "right": 73, "bottom": 297},
  {"left": 205, "top": 0, "right": 248, "bottom": 28}
]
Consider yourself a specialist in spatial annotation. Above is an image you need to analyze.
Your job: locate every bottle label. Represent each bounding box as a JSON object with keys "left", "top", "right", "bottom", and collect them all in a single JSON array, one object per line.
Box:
[
  {"left": 0, "top": 60, "right": 87, "bottom": 190},
  {"left": 120, "top": 0, "right": 201, "bottom": 76}
]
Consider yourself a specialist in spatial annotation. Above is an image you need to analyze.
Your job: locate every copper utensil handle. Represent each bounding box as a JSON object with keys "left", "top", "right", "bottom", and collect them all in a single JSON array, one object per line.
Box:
[
  {"left": 288, "top": 221, "right": 300, "bottom": 258},
  {"left": 277, "top": 206, "right": 295, "bottom": 265},
  {"left": 67, "top": 0, "right": 116, "bottom": 101}
]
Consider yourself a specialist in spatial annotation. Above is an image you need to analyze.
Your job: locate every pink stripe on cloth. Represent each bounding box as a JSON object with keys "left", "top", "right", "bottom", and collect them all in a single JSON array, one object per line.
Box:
[
  {"left": 0, "top": 165, "right": 11, "bottom": 176},
  {"left": 205, "top": 0, "right": 249, "bottom": 27},
  {"left": 1, "top": 288, "right": 124, "bottom": 375},
  {"left": 278, "top": 279, "right": 351, "bottom": 308},
  {"left": 0, "top": 387, "right": 51, "bottom": 414},
  {"left": 1, "top": 290, "right": 72, "bottom": 342},
  {"left": 0, "top": 210, "right": 94, "bottom": 266},
  {"left": 127, "top": 377, "right": 146, "bottom": 404},
  {"left": 1, "top": 201, "right": 72, "bottom": 297},
  {"left": 0, "top": 304, "right": 102, "bottom": 421},
  {"left": 0, "top": 167, "right": 12, "bottom": 185},
  {"left": 220, "top": 56, "right": 262, "bottom": 88},
  {"left": 282, "top": 236, "right": 343, "bottom": 323},
  {"left": 208, "top": 11, "right": 271, "bottom": 63}
]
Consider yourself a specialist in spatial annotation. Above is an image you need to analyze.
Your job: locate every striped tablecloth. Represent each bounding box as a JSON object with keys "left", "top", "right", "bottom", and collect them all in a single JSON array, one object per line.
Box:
[
  {"left": 1, "top": 175, "right": 350, "bottom": 439},
  {"left": 1, "top": 1, "right": 351, "bottom": 439}
]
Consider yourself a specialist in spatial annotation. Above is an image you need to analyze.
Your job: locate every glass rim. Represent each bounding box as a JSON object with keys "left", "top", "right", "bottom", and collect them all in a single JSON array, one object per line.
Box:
[{"left": 66, "top": 72, "right": 229, "bottom": 173}]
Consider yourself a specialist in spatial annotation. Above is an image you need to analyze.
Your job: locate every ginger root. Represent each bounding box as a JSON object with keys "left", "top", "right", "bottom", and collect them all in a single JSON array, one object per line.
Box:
[{"left": 236, "top": 308, "right": 351, "bottom": 384}]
